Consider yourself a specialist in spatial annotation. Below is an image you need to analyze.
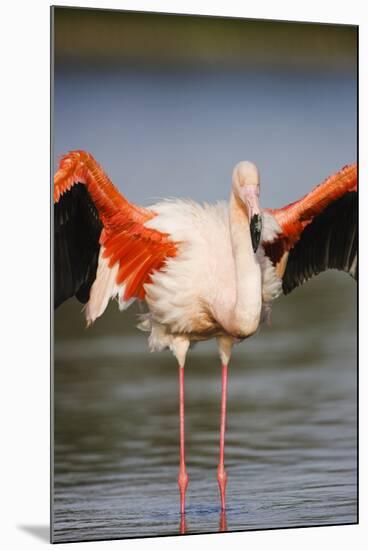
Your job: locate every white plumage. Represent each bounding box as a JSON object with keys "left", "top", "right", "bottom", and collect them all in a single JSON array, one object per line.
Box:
[{"left": 142, "top": 199, "right": 281, "bottom": 345}]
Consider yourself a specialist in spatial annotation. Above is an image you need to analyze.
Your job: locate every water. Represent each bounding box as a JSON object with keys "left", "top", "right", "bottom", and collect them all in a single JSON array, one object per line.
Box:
[
  {"left": 52, "top": 66, "right": 357, "bottom": 541},
  {"left": 53, "top": 273, "right": 357, "bottom": 542}
]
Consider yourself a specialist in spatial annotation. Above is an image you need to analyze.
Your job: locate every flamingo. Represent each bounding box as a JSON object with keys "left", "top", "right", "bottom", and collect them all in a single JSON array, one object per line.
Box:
[{"left": 54, "top": 151, "right": 357, "bottom": 516}]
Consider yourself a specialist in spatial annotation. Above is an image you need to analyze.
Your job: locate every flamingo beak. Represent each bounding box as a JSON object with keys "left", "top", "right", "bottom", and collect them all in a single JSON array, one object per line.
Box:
[
  {"left": 250, "top": 214, "right": 262, "bottom": 253},
  {"left": 243, "top": 187, "right": 262, "bottom": 253}
]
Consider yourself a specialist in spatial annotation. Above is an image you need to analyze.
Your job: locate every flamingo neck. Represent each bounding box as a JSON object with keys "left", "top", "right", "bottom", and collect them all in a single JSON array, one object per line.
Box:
[{"left": 227, "top": 192, "right": 262, "bottom": 337}]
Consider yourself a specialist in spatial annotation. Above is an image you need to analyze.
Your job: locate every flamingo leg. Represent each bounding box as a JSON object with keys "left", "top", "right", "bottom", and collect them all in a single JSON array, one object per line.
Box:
[
  {"left": 178, "top": 364, "right": 189, "bottom": 515},
  {"left": 219, "top": 509, "right": 228, "bottom": 532},
  {"left": 217, "top": 361, "right": 228, "bottom": 510}
]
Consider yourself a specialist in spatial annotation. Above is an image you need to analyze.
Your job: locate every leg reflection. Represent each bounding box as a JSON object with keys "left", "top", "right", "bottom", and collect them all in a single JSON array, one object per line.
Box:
[{"left": 219, "top": 509, "right": 227, "bottom": 532}]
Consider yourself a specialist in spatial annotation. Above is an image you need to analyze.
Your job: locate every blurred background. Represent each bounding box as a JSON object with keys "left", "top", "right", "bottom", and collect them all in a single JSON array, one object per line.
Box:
[{"left": 52, "top": 7, "right": 357, "bottom": 543}]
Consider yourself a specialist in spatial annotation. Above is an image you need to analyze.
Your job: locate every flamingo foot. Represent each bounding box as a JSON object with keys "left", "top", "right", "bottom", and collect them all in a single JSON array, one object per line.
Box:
[
  {"left": 178, "top": 468, "right": 189, "bottom": 515},
  {"left": 217, "top": 465, "right": 227, "bottom": 510},
  {"left": 219, "top": 508, "right": 228, "bottom": 532},
  {"left": 179, "top": 512, "right": 187, "bottom": 534}
]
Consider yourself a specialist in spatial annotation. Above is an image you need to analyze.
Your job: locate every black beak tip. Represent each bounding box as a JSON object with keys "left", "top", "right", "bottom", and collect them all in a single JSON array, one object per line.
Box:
[{"left": 250, "top": 214, "right": 262, "bottom": 253}]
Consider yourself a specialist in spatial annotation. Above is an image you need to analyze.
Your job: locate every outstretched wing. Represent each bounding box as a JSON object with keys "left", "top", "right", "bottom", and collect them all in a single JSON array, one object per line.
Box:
[
  {"left": 54, "top": 150, "right": 177, "bottom": 321},
  {"left": 263, "top": 163, "right": 357, "bottom": 294}
]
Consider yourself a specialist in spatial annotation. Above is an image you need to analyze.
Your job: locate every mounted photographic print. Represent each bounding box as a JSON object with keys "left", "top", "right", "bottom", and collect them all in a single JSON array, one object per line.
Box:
[{"left": 51, "top": 6, "right": 358, "bottom": 543}]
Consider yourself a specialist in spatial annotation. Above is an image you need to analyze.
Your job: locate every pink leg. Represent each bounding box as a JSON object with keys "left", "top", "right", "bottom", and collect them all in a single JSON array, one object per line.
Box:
[
  {"left": 217, "top": 362, "right": 228, "bottom": 510},
  {"left": 178, "top": 365, "right": 189, "bottom": 515}
]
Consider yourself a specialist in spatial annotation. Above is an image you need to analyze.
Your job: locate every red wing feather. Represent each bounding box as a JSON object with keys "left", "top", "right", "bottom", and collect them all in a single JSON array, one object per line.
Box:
[
  {"left": 268, "top": 163, "right": 357, "bottom": 252},
  {"left": 54, "top": 150, "right": 177, "bottom": 305}
]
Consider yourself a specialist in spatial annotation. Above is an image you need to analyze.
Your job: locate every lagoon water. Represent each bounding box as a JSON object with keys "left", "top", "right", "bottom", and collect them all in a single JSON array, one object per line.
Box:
[
  {"left": 52, "top": 67, "right": 357, "bottom": 542},
  {"left": 53, "top": 273, "right": 357, "bottom": 542}
]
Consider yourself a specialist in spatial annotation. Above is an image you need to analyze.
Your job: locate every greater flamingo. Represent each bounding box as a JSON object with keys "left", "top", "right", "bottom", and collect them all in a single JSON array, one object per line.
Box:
[{"left": 54, "top": 152, "right": 357, "bottom": 515}]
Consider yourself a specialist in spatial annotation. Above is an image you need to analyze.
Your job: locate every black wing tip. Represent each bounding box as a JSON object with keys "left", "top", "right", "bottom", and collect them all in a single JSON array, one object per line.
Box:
[
  {"left": 282, "top": 191, "right": 357, "bottom": 295},
  {"left": 54, "top": 183, "right": 102, "bottom": 309}
]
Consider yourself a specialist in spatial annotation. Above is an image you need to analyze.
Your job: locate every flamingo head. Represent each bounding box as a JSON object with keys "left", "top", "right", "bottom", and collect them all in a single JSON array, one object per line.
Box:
[{"left": 232, "top": 161, "right": 262, "bottom": 253}]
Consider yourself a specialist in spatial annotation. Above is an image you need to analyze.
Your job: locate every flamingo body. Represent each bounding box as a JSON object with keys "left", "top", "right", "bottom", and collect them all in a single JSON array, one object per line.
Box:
[{"left": 138, "top": 201, "right": 282, "bottom": 342}]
